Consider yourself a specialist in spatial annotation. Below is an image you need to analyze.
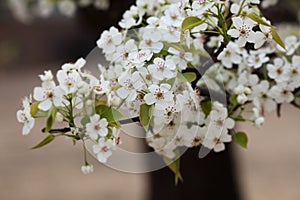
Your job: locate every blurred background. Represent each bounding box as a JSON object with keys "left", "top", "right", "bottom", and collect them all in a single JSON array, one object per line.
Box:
[{"left": 0, "top": 0, "right": 300, "bottom": 199}]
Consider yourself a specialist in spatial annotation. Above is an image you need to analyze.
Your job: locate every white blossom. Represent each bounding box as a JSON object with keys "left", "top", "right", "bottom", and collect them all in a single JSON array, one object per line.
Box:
[
  {"left": 93, "top": 138, "right": 115, "bottom": 163},
  {"left": 144, "top": 84, "right": 174, "bottom": 106},
  {"left": 86, "top": 114, "right": 108, "bottom": 139},
  {"left": 81, "top": 165, "right": 94, "bottom": 174},
  {"left": 97, "top": 27, "right": 123, "bottom": 54},
  {"left": 227, "top": 17, "right": 256, "bottom": 47},
  {"left": 16, "top": 97, "right": 35, "bottom": 135}
]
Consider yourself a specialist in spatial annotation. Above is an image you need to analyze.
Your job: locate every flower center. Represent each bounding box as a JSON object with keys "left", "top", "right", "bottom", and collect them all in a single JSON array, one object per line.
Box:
[
  {"left": 94, "top": 124, "right": 101, "bottom": 131},
  {"left": 155, "top": 90, "right": 164, "bottom": 100}
]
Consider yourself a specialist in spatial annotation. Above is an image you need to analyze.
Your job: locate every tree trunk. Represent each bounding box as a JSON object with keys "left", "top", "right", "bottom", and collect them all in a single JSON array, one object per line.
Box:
[{"left": 148, "top": 145, "right": 241, "bottom": 200}]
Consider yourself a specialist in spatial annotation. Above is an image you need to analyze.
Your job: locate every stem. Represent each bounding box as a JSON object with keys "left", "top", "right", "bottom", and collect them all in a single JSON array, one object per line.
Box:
[
  {"left": 237, "top": 0, "right": 246, "bottom": 16},
  {"left": 82, "top": 140, "right": 89, "bottom": 165}
]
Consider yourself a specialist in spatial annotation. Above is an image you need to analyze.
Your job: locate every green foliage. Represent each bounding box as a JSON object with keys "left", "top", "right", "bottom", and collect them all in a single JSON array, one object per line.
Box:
[
  {"left": 247, "top": 12, "right": 270, "bottom": 27},
  {"left": 295, "top": 91, "right": 300, "bottom": 98},
  {"left": 30, "top": 102, "right": 39, "bottom": 117},
  {"left": 163, "top": 156, "right": 183, "bottom": 185},
  {"left": 233, "top": 131, "right": 248, "bottom": 148},
  {"left": 45, "top": 107, "right": 57, "bottom": 133},
  {"left": 95, "top": 105, "right": 123, "bottom": 123},
  {"left": 177, "top": 72, "right": 197, "bottom": 83},
  {"left": 270, "top": 26, "right": 286, "bottom": 50},
  {"left": 139, "top": 104, "right": 154, "bottom": 131},
  {"left": 30, "top": 134, "right": 56, "bottom": 149},
  {"left": 247, "top": 12, "right": 286, "bottom": 50},
  {"left": 181, "top": 16, "right": 205, "bottom": 32},
  {"left": 201, "top": 100, "right": 212, "bottom": 117}
]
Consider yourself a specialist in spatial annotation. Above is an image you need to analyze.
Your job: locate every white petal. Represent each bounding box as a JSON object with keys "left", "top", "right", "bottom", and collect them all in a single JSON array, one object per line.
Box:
[
  {"left": 38, "top": 99, "right": 52, "bottom": 111},
  {"left": 144, "top": 94, "right": 156, "bottom": 105},
  {"left": 227, "top": 29, "right": 240, "bottom": 38},
  {"left": 116, "top": 87, "right": 130, "bottom": 99}
]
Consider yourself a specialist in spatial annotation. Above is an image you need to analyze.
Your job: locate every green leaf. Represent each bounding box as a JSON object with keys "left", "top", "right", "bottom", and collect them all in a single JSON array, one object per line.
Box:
[
  {"left": 233, "top": 115, "right": 246, "bottom": 122},
  {"left": 30, "top": 102, "right": 39, "bottom": 117},
  {"left": 201, "top": 101, "right": 212, "bottom": 117},
  {"left": 295, "top": 91, "right": 300, "bottom": 98},
  {"left": 139, "top": 104, "right": 153, "bottom": 131},
  {"left": 271, "top": 26, "right": 286, "bottom": 50},
  {"left": 95, "top": 105, "right": 123, "bottom": 123},
  {"left": 181, "top": 16, "right": 205, "bottom": 32},
  {"left": 166, "top": 77, "right": 176, "bottom": 87},
  {"left": 45, "top": 108, "right": 57, "bottom": 133},
  {"left": 30, "top": 135, "right": 56, "bottom": 149},
  {"left": 163, "top": 156, "right": 183, "bottom": 185},
  {"left": 233, "top": 131, "right": 248, "bottom": 148},
  {"left": 177, "top": 72, "right": 197, "bottom": 83},
  {"left": 182, "top": 72, "right": 197, "bottom": 83},
  {"left": 247, "top": 12, "right": 271, "bottom": 26},
  {"left": 81, "top": 116, "right": 90, "bottom": 127}
]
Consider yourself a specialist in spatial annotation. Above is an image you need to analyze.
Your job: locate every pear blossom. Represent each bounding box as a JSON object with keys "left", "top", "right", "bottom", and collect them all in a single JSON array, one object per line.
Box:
[
  {"left": 261, "top": 0, "right": 278, "bottom": 8},
  {"left": 61, "top": 57, "right": 86, "bottom": 72},
  {"left": 161, "top": 3, "right": 184, "bottom": 27},
  {"left": 93, "top": 138, "right": 115, "bottom": 163},
  {"left": 253, "top": 81, "right": 276, "bottom": 113},
  {"left": 277, "top": 35, "right": 300, "bottom": 56},
  {"left": 86, "top": 114, "right": 108, "bottom": 139},
  {"left": 57, "top": 70, "right": 82, "bottom": 94},
  {"left": 269, "top": 84, "right": 294, "bottom": 104},
  {"left": 39, "top": 70, "right": 55, "bottom": 88},
  {"left": 119, "top": 5, "right": 143, "bottom": 29},
  {"left": 139, "top": 37, "right": 164, "bottom": 54},
  {"left": 247, "top": 51, "right": 269, "bottom": 69},
  {"left": 148, "top": 57, "right": 176, "bottom": 80},
  {"left": 81, "top": 165, "right": 94, "bottom": 175},
  {"left": 168, "top": 47, "right": 193, "bottom": 70},
  {"left": 217, "top": 42, "right": 242, "bottom": 68},
  {"left": 97, "top": 27, "right": 123, "bottom": 54},
  {"left": 203, "top": 102, "right": 234, "bottom": 152},
  {"left": 288, "top": 55, "right": 300, "bottom": 89},
  {"left": 227, "top": 17, "right": 256, "bottom": 47},
  {"left": 57, "top": 0, "right": 77, "bottom": 17},
  {"left": 254, "top": 24, "right": 272, "bottom": 49},
  {"left": 153, "top": 101, "right": 181, "bottom": 132},
  {"left": 116, "top": 71, "right": 144, "bottom": 101},
  {"left": 252, "top": 107, "right": 265, "bottom": 128},
  {"left": 144, "top": 84, "right": 174, "bottom": 106},
  {"left": 16, "top": 97, "right": 35, "bottom": 135},
  {"left": 93, "top": 75, "right": 110, "bottom": 95},
  {"left": 266, "top": 58, "right": 290, "bottom": 83},
  {"left": 33, "top": 85, "right": 64, "bottom": 111},
  {"left": 147, "top": 135, "right": 176, "bottom": 159},
  {"left": 94, "top": 0, "right": 110, "bottom": 10},
  {"left": 113, "top": 39, "right": 138, "bottom": 65}
]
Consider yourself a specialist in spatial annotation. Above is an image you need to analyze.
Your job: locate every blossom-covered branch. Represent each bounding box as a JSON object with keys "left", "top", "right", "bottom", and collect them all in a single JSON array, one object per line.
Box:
[{"left": 17, "top": 0, "right": 300, "bottom": 181}]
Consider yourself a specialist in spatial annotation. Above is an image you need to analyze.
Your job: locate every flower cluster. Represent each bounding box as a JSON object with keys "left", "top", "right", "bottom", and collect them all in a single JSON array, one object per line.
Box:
[
  {"left": 17, "top": 57, "right": 121, "bottom": 172},
  {"left": 17, "top": 0, "right": 300, "bottom": 179},
  {"left": 8, "top": 0, "right": 110, "bottom": 22}
]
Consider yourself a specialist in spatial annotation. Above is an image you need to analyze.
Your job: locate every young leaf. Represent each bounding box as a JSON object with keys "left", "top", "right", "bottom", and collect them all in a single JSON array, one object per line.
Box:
[
  {"left": 233, "top": 131, "right": 248, "bottom": 148},
  {"left": 295, "top": 91, "right": 300, "bottom": 98},
  {"left": 201, "top": 101, "right": 212, "bottom": 117},
  {"left": 181, "top": 16, "right": 205, "bottom": 32},
  {"left": 30, "top": 135, "right": 56, "bottom": 149},
  {"left": 139, "top": 104, "right": 153, "bottom": 131},
  {"left": 45, "top": 108, "right": 57, "bottom": 133},
  {"left": 271, "top": 26, "right": 286, "bottom": 50},
  {"left": 247, "top": 12, "right": 270, "bottom": 27},
  {"left": 30, "top": 102, "right": 39, "bottom": 117},
  {"left": 163, "top": 156, "right": 183, "bottom": 185},
  {"left": 95, "top": 105, "right": 123, "bottom": 123},
  {"left": 81, "top": 116, "right": 90, "bottom": 127},
  {"left": 182, "top": 72, "right": 197, "bottom": 83}
]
